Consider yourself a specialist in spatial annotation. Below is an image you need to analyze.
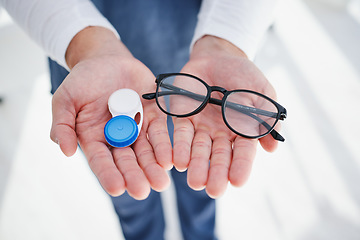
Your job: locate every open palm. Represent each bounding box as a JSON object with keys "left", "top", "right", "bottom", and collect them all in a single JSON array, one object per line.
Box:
[
  {"left": 172, "top": 39, "right": 281, "bottom": 198},
  {"left": 50, "top": 54, "right": 172, "bottom": 200}
]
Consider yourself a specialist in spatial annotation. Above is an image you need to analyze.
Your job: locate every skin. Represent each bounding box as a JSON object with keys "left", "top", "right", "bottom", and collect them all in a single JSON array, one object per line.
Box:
[
  {"left": 174, "top": 36, "right": 279, "bottom": 198},
  {"left": 50, "top": 26, "right": 280, "bottom": 200},
  {"left": 50, "top": 27, "right": 172, "bottom": 200}
]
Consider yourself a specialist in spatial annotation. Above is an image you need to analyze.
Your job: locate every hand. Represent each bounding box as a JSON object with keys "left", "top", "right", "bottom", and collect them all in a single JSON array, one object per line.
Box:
[
  {"left": 50, "top": 27, "right": 172, "bottom": 200},
  {"left": 173, "top": 36, "right": 280, "bottom": 198}
]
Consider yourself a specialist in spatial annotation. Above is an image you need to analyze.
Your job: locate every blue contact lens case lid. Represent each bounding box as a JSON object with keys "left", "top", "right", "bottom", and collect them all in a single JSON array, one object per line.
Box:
[{"left": 104, "top": 115, "right": 139, "bottom": 148}]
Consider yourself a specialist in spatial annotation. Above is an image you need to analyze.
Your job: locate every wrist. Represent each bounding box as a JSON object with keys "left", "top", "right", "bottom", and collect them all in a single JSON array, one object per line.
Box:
[
  {"left": 65, "top": 26, "right": 131, "bottom": 69},
  {"left": 191, "top": 35, "right": 247, "bottom": 60}
]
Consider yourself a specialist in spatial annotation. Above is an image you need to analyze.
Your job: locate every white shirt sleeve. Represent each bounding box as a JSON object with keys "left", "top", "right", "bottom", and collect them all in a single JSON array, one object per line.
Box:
[
  {"left": 191, "top": 0, "right": 277, "bottom": 60},
  {"left": 0, "top": 0, "right": 119, "bottom": 70}
]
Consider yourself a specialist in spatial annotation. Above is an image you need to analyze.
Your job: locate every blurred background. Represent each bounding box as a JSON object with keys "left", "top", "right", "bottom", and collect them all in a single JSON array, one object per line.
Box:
[{"left": 1, "top": 0, "right": 360, "bottom": 239}]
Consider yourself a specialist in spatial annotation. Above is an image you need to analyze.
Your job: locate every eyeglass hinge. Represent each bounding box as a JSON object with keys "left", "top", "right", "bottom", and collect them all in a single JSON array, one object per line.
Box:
[
  {"left": 142, "top": 92, "right": 156, "bottom": 100},
  {"left": 280, "top": 112, "right": 287, "bottom": 120}
]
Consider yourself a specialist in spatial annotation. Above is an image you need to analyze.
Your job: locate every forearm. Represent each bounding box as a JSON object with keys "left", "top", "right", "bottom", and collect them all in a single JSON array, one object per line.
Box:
[
  {"left": 0, "top": 0, "right": 118, "bottom": 70},
  {"left": 192, "top": 0, "right": 277, "bottom": 60},
  {"left": 65, "top": 26, "right": 131, "bottom": 69},
  {"left": 191, "top": 35, "right": 247, "bottom": 59}
]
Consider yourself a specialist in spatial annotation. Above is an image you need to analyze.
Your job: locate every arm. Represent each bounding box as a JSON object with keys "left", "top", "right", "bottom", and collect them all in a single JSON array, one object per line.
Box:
[
  {"left": 50, "top": 27, "right": 173, "bottom": 199},
  {"left": 1, "top": 0, "right": 173, "bottom": 200},
  {"left": 173, "top": 0, "right": 281, "bottom": 198},
  {"left": 191, "top": 0, "right": 277, "bottom": 60},
  {"left": 0, "top": 0, "right": 118, "bottom": 69},
  {"left": 175, "top": 36, "right": 281, "bottom": 198}
]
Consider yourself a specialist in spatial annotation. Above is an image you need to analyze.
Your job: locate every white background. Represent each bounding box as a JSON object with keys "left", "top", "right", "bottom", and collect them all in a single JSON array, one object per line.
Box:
[{"left": 1, "top": 0, "right": 360, "bottom": 239}]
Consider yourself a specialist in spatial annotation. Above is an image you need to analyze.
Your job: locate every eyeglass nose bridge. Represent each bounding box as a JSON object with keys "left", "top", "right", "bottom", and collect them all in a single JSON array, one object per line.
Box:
[{"left": 210, "top": 86, "right": 227, "bottom": 94}]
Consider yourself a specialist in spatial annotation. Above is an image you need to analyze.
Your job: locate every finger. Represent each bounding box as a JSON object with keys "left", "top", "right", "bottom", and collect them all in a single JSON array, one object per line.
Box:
[
  {"left": 187, "top": 130, "right": 212, "bottom": 191},
  {"left": 147, "top": 117, "right": 173, "bottom": 170},
  {"left": 260, "top": 122, "right": 281, "bottom": 152},
  {"left": 259, "top": 134, "right": 278, "bottom": 152},
  {"left": 205, "top": 136, "right": 232, "bottom": 198},
  {"left": 173, "top": 118, "right": 194, "bottom": 171},
  {"left": 229, "top": 137, "right": 257, "bottom": 187},
  {"left": 112, "top": 147, "right": 151, "bottom": 200},
  {"left": 82, "top": 141, "right": 126, "bottom": 197},
  {"left": 50, "top": 96, "right": 78, "bottom": 157},
  {"left": 133, "top": 133, "right": 171, "bottom": 192}
]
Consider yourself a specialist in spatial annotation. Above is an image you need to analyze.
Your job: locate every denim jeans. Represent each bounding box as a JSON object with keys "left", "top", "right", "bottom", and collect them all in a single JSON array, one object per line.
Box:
[{"left": 49, "top": 1, "right": 217, "bottom": 239}]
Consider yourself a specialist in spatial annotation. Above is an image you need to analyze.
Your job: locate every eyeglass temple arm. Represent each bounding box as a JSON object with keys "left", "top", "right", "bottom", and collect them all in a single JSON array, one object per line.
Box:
[
  {"left": 143, "top": 84, "right": 280, "bottom": 118},
  {"left": 142, "top": 85, "right": 285, "bottom": 141},
  {"left": 209, "top": 97, "right": 285, "bottom": 141}
]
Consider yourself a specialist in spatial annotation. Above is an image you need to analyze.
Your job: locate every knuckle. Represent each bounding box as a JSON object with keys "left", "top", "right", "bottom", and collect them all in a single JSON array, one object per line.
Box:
[
  {"left": 193, "top": 139, "right": 211, "bottom": 149},
  {"left": 136, "top": 148, "right": 154, "bottom": 159},
  {"left": 211, "top": 162, "right": 230, "bottom": 172}
]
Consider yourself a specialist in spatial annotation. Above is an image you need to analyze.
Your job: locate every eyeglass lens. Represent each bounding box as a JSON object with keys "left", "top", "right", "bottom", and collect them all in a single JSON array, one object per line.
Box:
[
  {"left": 157, "top": 74, "right": 279, "bottom": 138},
  {"left": 158, "top": 75, "right": 208, "bottom": 115},
  {"left": 224, "top": 91, "right": 278, "bottom": 138}
]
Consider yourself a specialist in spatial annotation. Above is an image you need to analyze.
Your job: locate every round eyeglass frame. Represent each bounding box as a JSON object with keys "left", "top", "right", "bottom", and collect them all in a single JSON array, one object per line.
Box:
[{"left": 146, "top": 73, "right": 287, "bottom": 141}]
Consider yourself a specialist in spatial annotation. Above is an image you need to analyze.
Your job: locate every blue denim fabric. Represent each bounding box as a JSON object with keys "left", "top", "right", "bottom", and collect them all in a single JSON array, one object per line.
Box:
[{"left": 48, "top": 1, "right": 217, "bottom": 239}]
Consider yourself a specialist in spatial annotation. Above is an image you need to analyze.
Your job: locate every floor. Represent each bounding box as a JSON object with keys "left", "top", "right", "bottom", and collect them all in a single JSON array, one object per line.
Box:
[{"left": 1, "top": 0, "right": 360, "bottom": 239}]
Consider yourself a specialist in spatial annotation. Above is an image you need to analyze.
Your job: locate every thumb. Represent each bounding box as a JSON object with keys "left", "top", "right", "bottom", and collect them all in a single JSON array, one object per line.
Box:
[{"left": 50, "top": 95, "right": 78, "bottom": 157}]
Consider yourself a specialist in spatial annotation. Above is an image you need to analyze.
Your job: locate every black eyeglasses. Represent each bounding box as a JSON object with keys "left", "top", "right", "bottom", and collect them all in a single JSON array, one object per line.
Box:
[{"left": 142, "top": 73, "right": 287, "bottom": 141}]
